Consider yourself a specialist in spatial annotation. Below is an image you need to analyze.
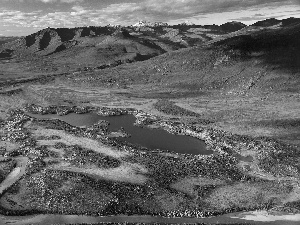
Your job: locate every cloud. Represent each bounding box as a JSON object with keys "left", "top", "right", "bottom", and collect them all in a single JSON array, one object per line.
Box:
[
  {"left": 141, "top": 0, "right": 300, "bottom": 15},
  {"left": 0, "top": 9, "right": 49, "bottom": 29},
  {"left": 0, "top": 0, "right": 300, "bottom": 35},
  {"left": 0, "top": 0, "right": 83, "bottom": 3},
  {"left": 95, "top": 0, "right": 300, "bottom": 25},
  {"left": 35, "top": 0, "right": 83, "bottom": 3}
]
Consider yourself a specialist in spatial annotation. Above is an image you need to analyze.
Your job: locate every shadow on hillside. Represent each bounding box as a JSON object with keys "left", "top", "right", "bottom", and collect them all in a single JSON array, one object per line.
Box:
[
  {"left": 39, "top": 31, "right": 51, "bottom": 50},
  {"left": 214, "top": 24, "right": 300, "bottom": 72},
  {"left": 257, "top": 119, "right": 300, "bottom": 128},
  {"left": 46, "top": 45, "right": 67, "bottom": 56}
]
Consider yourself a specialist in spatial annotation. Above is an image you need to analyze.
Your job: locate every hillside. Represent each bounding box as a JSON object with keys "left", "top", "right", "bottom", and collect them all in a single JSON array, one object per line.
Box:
[
  {"left": 73, "top": 20, "right": 300, "bottom": 93},
  {"left": 0, "top": 21, "right": 248, "bottom": 73}
]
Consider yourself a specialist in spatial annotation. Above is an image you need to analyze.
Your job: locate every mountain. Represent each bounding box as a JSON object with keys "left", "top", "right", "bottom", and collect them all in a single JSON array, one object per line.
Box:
[
  {"left": 133, "top": 21, "right": 168, "bottom": 27},
  {"left": 252, "top": 18, "right": 281, "bottom": 27},
  {"left": 64, "top": 18, "right": 299, "bottom": 99},
  {"left": 0, "top": 21, "right": 248, "bottom": 73},
  {"left": 1, "top": 18, "right": 299, "bottom": 86},
  {"left": 0, "top": 26, "right": 171, "bottom": 72},
  {"left": 252, "top": 17, "right": 300, "bottom": 27}
]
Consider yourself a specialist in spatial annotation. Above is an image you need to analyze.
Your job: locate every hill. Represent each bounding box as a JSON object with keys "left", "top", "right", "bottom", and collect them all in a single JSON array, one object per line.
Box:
[
  {"left": 0, "top": 21, "right": 248, "bottom": 73},
  {"left": 252, "top": 17, "right": 300, "bottom": 27},
  {"left": 79, "top": 19, "right": 300, "bottom": 93},
  {"left": 1, "top": 19, "right": 299, "bottom": 90}
]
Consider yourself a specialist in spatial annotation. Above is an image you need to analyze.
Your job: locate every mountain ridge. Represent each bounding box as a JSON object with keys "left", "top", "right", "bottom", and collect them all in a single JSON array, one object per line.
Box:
[{"left": 1, "top": 17, "right": 300, "bottom": 90}]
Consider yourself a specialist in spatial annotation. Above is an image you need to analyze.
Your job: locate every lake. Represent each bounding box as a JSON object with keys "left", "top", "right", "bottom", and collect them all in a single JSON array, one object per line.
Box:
[{"left": 27, "top": 112, "right": 211, "bottom": 155}]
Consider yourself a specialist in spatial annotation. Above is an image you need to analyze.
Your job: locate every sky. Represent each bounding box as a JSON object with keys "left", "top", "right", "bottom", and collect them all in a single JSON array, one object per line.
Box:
[{"left": 0, "top": 0, "right": 300, "bottom": 36}]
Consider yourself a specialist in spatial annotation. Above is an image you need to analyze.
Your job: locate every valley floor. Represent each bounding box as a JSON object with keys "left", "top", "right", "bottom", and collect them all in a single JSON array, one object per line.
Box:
[{"left": 0, "top": 74, "right": 300, "bottom": 225}]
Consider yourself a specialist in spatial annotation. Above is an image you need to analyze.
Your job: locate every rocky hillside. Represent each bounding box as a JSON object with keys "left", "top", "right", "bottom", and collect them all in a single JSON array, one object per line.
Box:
[
  {"left": 70, "top": 18, "right": 299, "bottom": 97},
  {"left": 0, "top": 21, "right": 248, "bottom": 71},
  {"left": 1, "top": 27, "right": 166, "bottom": 65}
]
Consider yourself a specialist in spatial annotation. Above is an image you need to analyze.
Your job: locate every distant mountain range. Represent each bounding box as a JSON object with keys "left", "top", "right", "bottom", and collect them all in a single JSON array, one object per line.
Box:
[
  {"left": 0, "top": 36, "right": 20, "bottom": 46},
  {"left": 0, "top": 20, "right": 248, "bottom": 65},
  {"left": 252, "top": 17, "right": 300, "bottom": 27}
]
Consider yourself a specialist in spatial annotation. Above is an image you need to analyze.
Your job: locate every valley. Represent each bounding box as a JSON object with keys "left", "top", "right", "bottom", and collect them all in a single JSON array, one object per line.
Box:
[{"left": 0, "top": 18, "right": 300, "bottom": 224}]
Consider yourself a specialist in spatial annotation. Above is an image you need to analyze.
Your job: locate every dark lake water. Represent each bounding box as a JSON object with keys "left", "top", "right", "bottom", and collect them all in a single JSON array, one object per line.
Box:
[{"left": 27, "top": 112, "right": 211, "bottom": 155}]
